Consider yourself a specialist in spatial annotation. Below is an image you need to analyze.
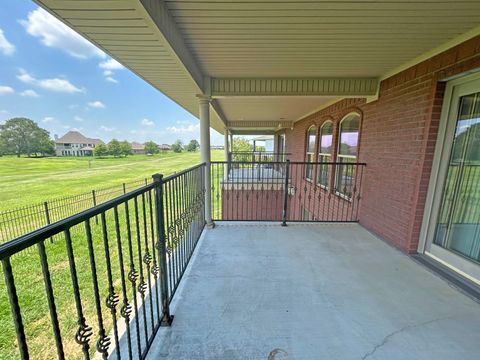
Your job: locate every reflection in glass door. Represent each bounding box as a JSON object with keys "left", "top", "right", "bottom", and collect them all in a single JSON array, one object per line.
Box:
[{"left": 434, "top": 92, "right": 480, "bottom": 263}]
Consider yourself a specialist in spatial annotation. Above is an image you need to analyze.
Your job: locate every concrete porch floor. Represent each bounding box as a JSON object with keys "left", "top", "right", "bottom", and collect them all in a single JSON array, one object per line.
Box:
[{"left": 146, "top": 223, "right": 480, "bottom": 360}]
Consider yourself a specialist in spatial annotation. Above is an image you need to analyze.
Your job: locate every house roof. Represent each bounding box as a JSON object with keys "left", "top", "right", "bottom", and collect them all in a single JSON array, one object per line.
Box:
[
  {"left": 131, "top": 142, "right": 145, "bottom": 150},
  {"left": 56, "top": 131, "right": 103, "bottom": 145}
]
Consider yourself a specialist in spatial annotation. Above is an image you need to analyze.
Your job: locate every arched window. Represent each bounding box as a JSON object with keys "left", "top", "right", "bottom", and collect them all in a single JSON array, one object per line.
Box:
[
  {"left": 305, "top": 125, "right": 316, "bottom": 180},
  {"left": 335, "top": 113, "right": 360, "bottom": 198},
  {"left": 317, "top": 121, "right": 333, "bottom": 188}
]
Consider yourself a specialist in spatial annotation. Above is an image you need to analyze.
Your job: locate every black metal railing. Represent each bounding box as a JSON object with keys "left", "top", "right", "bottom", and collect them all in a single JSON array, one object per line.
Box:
[
  {"left": 0, "top": 164, "right": 205, "bottom": 360},
  {"left": 228, "top": 151, "right": 290, "bottom": 163},
  {"left": 0, "top": 178, "right": 152, "bottom": 244},
  {"left": 211, "top": 161, "right": 366, "bottom": 223}
]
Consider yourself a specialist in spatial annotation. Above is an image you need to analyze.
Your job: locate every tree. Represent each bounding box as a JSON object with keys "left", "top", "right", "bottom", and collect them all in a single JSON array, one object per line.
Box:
[
  {"left": 94, "top": 143, "right": 109, "bottom": 157},
  {"left": 108, "top": 139, "right": 123, "bottom": 157},
  {"left": 185, "top": 139, "right": 200, "bottom": 152},
  {"left": 0, "top": 117, "right": 54, "bottom": 157},
  {"left": 144, "top": 141, "right": 159, "bottom": 155},
  {"left": 171, "top": 139, "right": 183, "bottom": 153},
  {"left": 232, "top": 137, "right": 253, "bottom": 153},
  {"left": 120, "top": 141, "right": 132, "bottom": 157}
]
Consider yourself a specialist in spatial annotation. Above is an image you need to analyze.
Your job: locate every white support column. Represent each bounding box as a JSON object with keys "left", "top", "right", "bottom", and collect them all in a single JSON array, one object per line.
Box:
[
  {"left": 224, "top": 128, "right": 230, "bottom": 181},
  {"left": 198, "top": 95, "right": 214, "bottom": 227},
  {"left": 224, "top": 129, "right": 229, "bottom": 161}
]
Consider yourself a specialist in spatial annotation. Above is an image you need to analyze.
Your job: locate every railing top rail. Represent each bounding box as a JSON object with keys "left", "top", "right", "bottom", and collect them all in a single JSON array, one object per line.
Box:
[
  {"left": 213, "top": 160, "right": 367, "bottom": 166},
  {"left": 0, "top": 183, "right": 153, "bottom": 260}
]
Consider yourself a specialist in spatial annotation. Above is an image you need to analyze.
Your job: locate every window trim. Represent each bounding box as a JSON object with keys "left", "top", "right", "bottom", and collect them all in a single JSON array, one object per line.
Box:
[
  {"left": 317, "top": 120, "right": 334, "bottom": 189},
  {"left": 335, "top": 112, "right": 361, "bottom": 200},
  {"left": 305, "top": 125, "right": 317, "bottom": 182}
]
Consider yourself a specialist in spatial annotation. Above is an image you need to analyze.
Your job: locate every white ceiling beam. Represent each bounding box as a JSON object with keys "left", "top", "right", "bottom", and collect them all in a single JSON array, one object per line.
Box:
[
  {"left": 211, "top": 77, "right": 378, "bottom": 97},
  {"left": 138, "top": 0, "right": 205, "bottom": 92}
]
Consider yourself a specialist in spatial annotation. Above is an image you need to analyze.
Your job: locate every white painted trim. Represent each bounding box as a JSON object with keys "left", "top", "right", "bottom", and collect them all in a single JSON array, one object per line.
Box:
[{"left": 419, "top": 72, "right": 480, "bottom": 281}]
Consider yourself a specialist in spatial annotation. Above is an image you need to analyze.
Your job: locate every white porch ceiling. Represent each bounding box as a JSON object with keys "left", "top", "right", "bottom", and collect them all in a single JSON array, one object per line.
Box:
[{"left": 34, "top": 0, "right": 480, "bottom": 134}]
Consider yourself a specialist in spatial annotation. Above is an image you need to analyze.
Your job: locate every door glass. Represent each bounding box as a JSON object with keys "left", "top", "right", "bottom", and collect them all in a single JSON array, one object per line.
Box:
[{"left": 434, "top": 92, "right": 480, "bottom": 263}]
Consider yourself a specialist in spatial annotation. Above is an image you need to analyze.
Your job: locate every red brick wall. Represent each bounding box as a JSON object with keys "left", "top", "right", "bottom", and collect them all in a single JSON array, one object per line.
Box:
[{"left": 280, "top": 35, "right": 480, "bottom": 253}]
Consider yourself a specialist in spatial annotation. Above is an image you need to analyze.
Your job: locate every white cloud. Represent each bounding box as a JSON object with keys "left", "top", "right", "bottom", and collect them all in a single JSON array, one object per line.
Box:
[
  {"left": 166, "top": 124, "right": 200, "bottom": 134},
  {"left": 103, "top": 70, "right": 113, "bottom": 76},
  {"left": 17, "top": 69, "right": 83, "bottom": 93},
  {"left": 99, "top": 58, "right": 124, "bottom": 70},
  {"left": 0, "top": 86, "right": 14, "bottom": 95},
  {"left": 20, "top": 89, "right": 40, "bottom": 97},
  {"left": 0, "top": 109, "right": 9, "bottom": 114},
  {"left": 141, "top": 118, "right": 154, "bottom": 127},
  {"left": 71, "top": 127, "right": 83, "bottom": 132},
  {"left": 0, "top": 29, "right": 15, "bottom": 55},
  {"left": 105, "top": 76, "right": 118, "bottom": 84},
  {"left": 88, "top": 101, "right": 105, "bottom": 109},
  {"left": 20, "top": 8, "right": 105, "bottom": 59},
  {"left": 100, "top": 125, "right": 115, "bottom": 132},
  {"left": 73, "top": 116, "right": 84, "bottom": 122},
  {"left": 42, "top": 116, "right": 54, "bottom": 123}
]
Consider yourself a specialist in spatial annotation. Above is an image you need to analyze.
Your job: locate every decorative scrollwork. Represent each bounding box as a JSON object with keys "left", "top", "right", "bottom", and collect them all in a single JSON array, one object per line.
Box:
[
  {"left": 175, "top": 218, "right": 181, "bottom": 226},
  {"left": 75, "top": 319, "right": 92, "bottom": 345},
  {"left": 120, "top": 303, "right": 132, "bottom": 319},
  {"left": 143, "top": 251, "right": 152, "bottom": 265},
  {"left": 96, "top": 333, "right": 110, "bottom": 355},
  {"left": 138, "top": 280, "right": 147, "bottom": 295},
  {"left": 151, "top": 263, "right": 160, "bottom": 276},
  {"left": 168, "top": 225, "right": 175, "bottom": 234},
  {"left": 178, "top": 228, "right": 185, "bottom": 238},
  {"left": 128, "top": 268, "right": 138, "bottom": 283},
  {"left": 105, "top": 292, "right": 119, "bottom": 309}
]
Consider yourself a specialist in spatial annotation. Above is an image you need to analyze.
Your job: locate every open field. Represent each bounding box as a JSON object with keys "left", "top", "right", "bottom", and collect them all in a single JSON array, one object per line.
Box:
[
  {"left": 0, "top": 152, "right": 218, "bottom": 359},
  {"left": 0, "top": 151, "right": 223, "bottom": 211}
]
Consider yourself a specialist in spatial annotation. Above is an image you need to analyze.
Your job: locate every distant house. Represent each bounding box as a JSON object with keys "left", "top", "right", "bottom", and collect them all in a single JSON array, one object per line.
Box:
[
  {"left": 55, "top": 131, "right": 104, "bottom": 157},
  {"left": 159, "top": 144, "right": 172, "bottom": 152},
  {"left": 131, "top": 142, "right": 146, "bottom": 154}
]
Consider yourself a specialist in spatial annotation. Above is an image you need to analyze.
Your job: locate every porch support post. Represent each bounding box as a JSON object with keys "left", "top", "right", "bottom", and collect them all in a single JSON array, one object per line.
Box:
[
  {"left": 224, "top": 128, "right": 230, "bottom": 181},
  {"left": 198, "top": 95, "right": 214, "bottom": 228}
]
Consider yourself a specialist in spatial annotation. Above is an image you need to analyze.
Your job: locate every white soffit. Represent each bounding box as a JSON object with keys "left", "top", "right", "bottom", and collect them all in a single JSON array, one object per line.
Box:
[
  {"left": 217, "top": 96, "right": 340, "bottom": 126},
  {"left": 166, "top": 0, "right": 480, "bottom": 78}
]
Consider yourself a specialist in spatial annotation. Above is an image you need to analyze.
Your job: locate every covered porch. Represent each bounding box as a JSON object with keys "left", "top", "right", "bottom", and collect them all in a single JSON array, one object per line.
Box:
[{"left": 146, "top": 223, "right": 480, "bottom": 359}]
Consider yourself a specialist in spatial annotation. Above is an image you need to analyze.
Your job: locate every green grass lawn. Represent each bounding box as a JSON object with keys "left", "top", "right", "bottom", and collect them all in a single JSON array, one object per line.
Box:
[
  {"left": 0, "top": 151, "right": 221, "bottom": 359},
  {"left": 0, "top": 151, "right": 223, "bottom": 211}
]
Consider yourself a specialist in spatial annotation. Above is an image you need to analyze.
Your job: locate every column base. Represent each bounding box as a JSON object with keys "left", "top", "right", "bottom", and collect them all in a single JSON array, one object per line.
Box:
[{"left": 206, "top": 221, "right": 216, "bottom": 229}]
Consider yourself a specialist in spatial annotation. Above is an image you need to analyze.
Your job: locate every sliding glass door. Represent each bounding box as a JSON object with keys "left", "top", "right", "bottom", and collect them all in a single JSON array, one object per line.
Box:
[
  {"left": 433, "top": 92, "right": 480, "bottom": 263},
  {"left": 425, "top": 76, "right": 480, "bottom": 281}
]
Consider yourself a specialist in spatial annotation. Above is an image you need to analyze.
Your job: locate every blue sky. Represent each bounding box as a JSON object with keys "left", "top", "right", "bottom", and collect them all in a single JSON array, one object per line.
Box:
[{"left": 0, "top": 0, "right": 223, "bottom": 145}]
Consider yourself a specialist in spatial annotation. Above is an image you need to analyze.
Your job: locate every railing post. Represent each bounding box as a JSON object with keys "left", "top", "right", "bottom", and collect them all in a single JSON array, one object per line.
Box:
[
  {"left": 44, "top": 202, "right": 53, "bottom": 243},
  {"left": 282, "top": 160, "right": 290, "bottom": 226},
  {"left": 152, "top": 173, "right": 173, "bottom": 326},
  {"left": 122, "top": 182, "right": 126, "bottom": 194},
  {"left": 92, "top": 190, "right": 98, "bottom": 225}
]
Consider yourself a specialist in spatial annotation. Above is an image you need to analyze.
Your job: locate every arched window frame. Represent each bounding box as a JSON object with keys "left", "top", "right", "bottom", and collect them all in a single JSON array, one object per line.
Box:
[
  {"left": 317, "top": 120, "right": 334, "bottom": 188},
  {"left": 335, "top": 112, "right": 361, "bottom": 199},
  {"left": 305, "top": 125, "right": 317, "bottom": 181}
]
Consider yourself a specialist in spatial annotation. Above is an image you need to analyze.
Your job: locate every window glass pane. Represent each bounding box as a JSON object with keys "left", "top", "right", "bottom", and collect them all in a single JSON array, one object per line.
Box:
[
  {"left": 335, "top": 157, "right": 356, "bottom": 198},
  {"left": 307, "top": 126, "right": 316, "bottom": 153},
  {"left": 317, "top": 154, "right": 330, "bottom": 187},
  {"left": 339, "top": 115, "right": 360, "bottom": 156},
  {"left": 320, "top": 122, "right": 333, "bottom": 154}
]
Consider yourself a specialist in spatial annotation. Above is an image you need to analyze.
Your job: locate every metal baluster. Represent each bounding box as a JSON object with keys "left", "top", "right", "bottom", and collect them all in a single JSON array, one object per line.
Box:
[
  {"left": 148, "top": 189, "right": 161, "bottom": 324},
  {"left": 84, "top": 219, "right": 110, "bottom": 359},
  {"left": 133, "top": 197, "right": 149, "bottom": 342},
  {"left": 113, "top": 207, "right": 133, "bottom": 360},
  {"left": 152, "top": 174, "right": 173, "bottom": 326},
  {"left": 141, "top": 193, "right": 155, "bottom": 333},
  {"left": 100, "top": 213, "right": 120, "bottom": 359},
  {"left": 2, "top": 257, "right": 29, "bottom": 359},
  {"left": 124, "top": 201, "right": 142, "bottom": 354},
  {"left": 64, "top": 228, "right": 92, "bottom": 360}
]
